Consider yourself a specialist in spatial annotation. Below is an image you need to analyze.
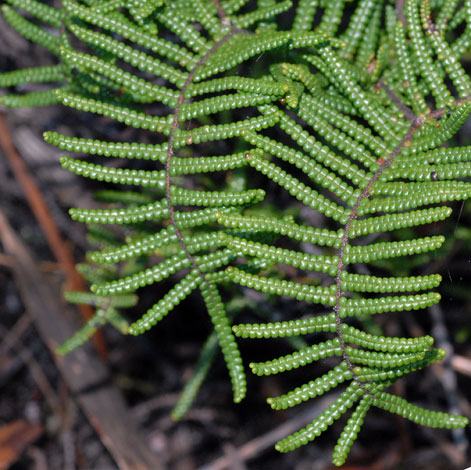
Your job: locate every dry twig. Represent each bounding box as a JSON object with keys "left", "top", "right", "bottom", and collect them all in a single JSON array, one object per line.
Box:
[{"left": 0, "top": 114, "right": 106, "bottom": 358}]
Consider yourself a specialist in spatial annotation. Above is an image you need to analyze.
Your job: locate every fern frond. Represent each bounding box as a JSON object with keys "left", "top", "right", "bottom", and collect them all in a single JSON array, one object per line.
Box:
[
  {"left": 92, "top": 246, "right": 232, "bottom": 295},
  {"left": 267, "top": 362, "right": 352, "bottom": 410},
  {"left": 0, "top": 65, "right": 64, "bottom": 87},
  {"left": 200, "top": 281, "right": 246, "bottom": 403},
  {"left": 5, "top": 0, "right": 64, "bottom": 28},
  {"left": 1, "top": 4, "right": 61, "bottom": 54},
  {"left": 232, "top": 312, "right": 337, "bottom": 339},
  {"left": 373, "top": 390, "right": 469, "bottom": 428},
  {"left": 405, "top": 0, "right": 454, "bottom": 108},
  {"left": 332, "top": 395, "right": 372, "bottom": 466},
  {"left": 129, "top": 270, "right": 202, "bottom": 333},
  {"left": 3, "top": 1, "right": 470, "bottom": 465},
  {"left": 275, "top": 382, "right": 366, "bottom": 452},
  {"left": 0, "top": 89, "right": 61, "bottom": 107}
]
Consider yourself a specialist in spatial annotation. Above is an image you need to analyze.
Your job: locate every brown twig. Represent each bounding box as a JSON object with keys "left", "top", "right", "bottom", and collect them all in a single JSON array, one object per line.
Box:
[
  {"left": 0, "top": 252, "right": 14, "bottom": 266},
  {"left": 221, "top": 443, "right": 248, "bottom": 470},
  {"left": 451, "top": 355, "right": 471, "bottom": 376},
  {"left": 131, "top": 392, "right": 181, "bottom": 419},
  {"left": 396, "top": 0, "right": 407, "bottom": 28},
  {"left": 429, "top": 304, "right": 467, "bottom": 452},
  {"left": 0, "top": 114, "right": 107, "bottom": 359},
  {"left": 0, "top": 313, "right": 32, "bottom": 357}
]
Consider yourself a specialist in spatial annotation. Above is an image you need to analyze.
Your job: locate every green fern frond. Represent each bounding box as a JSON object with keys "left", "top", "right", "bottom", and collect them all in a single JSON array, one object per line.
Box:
[
  {"left": 1, "top": 4, "right": 62, "bottom": 54},
  {"left": 2, "top": 1, "right": 470, "bottom": 466}
]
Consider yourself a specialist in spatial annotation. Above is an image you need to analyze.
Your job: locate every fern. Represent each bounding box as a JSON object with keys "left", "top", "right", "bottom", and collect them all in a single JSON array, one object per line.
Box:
[{"left": 1, "top": 0, "right": 470, "bottom": 466}]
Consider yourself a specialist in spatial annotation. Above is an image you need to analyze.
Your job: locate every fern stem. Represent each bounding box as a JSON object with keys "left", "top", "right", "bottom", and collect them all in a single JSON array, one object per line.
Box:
[
  {"left": 165, "top": 8, "right": 248, "bottom": 285},
  {"left": 333, "top": 92, "right": 471, "bottom": 397}
]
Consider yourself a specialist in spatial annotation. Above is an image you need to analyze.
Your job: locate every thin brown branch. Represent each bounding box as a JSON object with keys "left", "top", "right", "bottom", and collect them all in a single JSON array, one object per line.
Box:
[
  {"left": 334, "top": 114, "right": 424, "bottom": 395},
  {"left": 396, "top": 0, "right": 407, "bottom": 28},
  {"left": 0, "top": 322, "right": 60, "bottom": 415},
  {"left": 429, "top": 304, "right": 467, "bottom": 451},
  {"left": 165, "top": 33, "right": 237, "bottom": 284},
  {"left": 0, "top": 312, "right": 32, "bottom": 357},
  {"left": 0, "top": 114, "right": 107, "bottom": 359},
  {"left": 0, "top": 252, "right": 14, "bottom": 266},
  {"left": 212, "top": 0, "right": 228, "bottom": 20},
  {"left": 428, "top": 96, "right": 471, "bottom": 119},
  {"left": 452, "top": 355, "right": 471, "bottom": 376}
]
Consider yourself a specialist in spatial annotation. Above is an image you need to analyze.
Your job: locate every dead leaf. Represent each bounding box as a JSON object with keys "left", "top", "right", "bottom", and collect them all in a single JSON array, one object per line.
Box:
[{"left": 0, "top": 420, "right": 43, "bottom": 470}]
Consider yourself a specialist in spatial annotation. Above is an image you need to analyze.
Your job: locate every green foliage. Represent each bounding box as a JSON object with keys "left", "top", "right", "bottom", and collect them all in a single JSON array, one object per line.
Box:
[{"left": 1, "top": 0, "right": 470, "bottom": 466}]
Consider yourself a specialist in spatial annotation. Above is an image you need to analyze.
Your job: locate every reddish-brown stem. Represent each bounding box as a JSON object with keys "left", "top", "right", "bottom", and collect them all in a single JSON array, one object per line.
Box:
[
  {"left": 165, "top": 36, "right": 234, "bottom": 283},
  {"left": 333, "top": 94, "right": 471, "bottom": 393},
  {"left": 165, "top": 2, "right": 249, "bottom": 284},
  {"left": 333, "top": 114, "right": 424, "bottom": 395},
  {"left": 0, "top": 114, "right": 107, "bottom": 359}
]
